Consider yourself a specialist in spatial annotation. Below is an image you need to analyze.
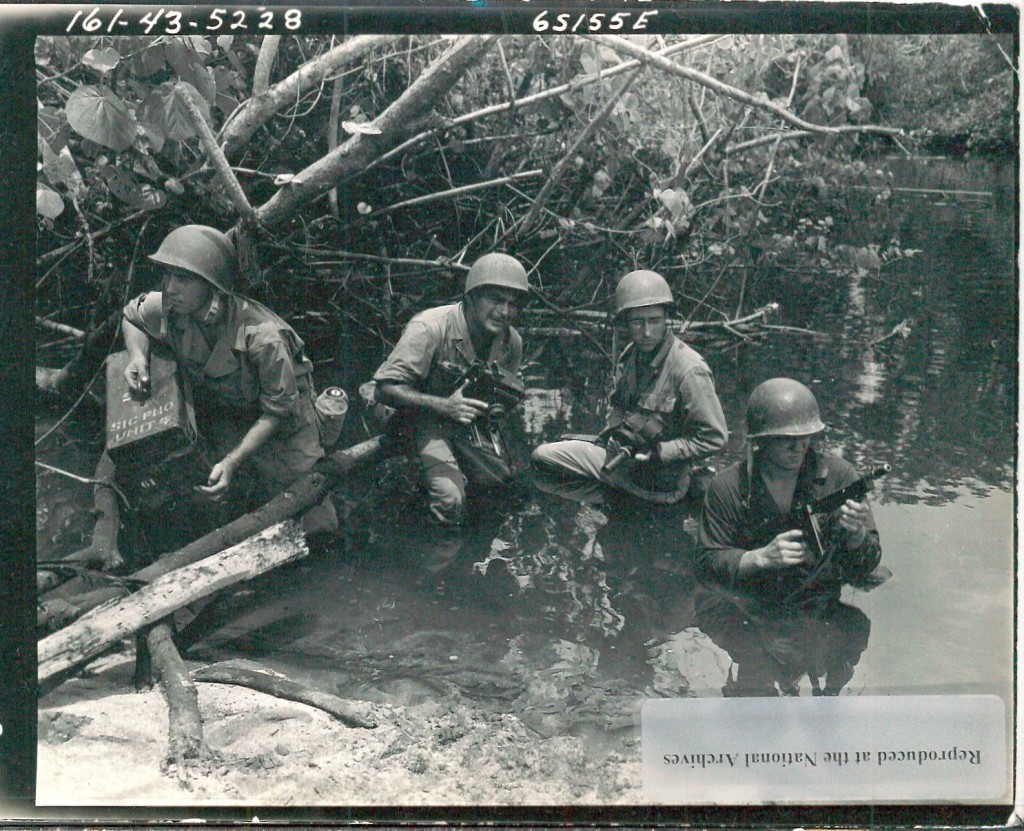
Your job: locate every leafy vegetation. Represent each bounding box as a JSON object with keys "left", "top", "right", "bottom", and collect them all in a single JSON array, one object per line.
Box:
[{"left": 33, "top": 33, "right": 1015, "bottom": 383}]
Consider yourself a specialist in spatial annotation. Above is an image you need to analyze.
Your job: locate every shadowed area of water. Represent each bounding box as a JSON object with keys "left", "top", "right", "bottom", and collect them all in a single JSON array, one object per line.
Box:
[{"left": 39, "top": 157, "right": 1016, "bottom": 753}]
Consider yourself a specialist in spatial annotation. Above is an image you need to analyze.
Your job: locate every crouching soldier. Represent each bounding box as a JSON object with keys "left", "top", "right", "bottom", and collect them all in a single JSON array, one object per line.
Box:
[
  {"left": 697, "top": 378, "right": 885, "bottom": 606},
  {"left": 532, "top": 269, "right": 728, "bottom": 504},
  {"left": 121, "top": 225, "right": 338, "bottom": 538},
  {"left": 364, "top": 253, "right": 530, "bottom": 525}
]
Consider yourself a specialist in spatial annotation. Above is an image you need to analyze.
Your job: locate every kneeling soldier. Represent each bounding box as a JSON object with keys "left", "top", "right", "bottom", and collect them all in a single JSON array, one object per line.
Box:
[
  {"left": 532, "top": 269, "right": 728, "bottom": 504},
  {"left": 365, "top": 253, "right": 529, "bottom": 525},
  {"left": 122, "top": 224, "right": 337, "bottom": 537}
]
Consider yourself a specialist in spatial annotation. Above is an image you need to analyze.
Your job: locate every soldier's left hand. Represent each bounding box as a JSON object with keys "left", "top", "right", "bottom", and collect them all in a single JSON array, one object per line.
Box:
[
  {"left": 195, "top": 458, "right": 236, "bottom": 501},
  {"left": 838, "top": 498, "right": 869, "bottom": 538}
]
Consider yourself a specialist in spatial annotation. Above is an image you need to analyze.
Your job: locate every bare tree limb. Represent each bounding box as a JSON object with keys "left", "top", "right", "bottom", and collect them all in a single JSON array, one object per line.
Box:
[
  {"left": 253, "top": 35, "right": 497, "bottom": 229},
  {"left": 181, "top": 90, "right": 256, "bottom": 222},
  {"left": 588, "top": 34, "right": 904, "bottom": 140},
  {"left": 371, "top": 169, "right": 542, "bottom": 218},
  {"left": 220, "top": 35, "right": 399, "bottom": 157},
  {"left": 252, "top": 35, "right": 281, "bottom": 96}
]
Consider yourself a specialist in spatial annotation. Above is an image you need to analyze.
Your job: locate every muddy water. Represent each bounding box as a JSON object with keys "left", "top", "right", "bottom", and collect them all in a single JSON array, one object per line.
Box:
[{"left": 39, "top": 158, "right": 1016, "bottom": 757}]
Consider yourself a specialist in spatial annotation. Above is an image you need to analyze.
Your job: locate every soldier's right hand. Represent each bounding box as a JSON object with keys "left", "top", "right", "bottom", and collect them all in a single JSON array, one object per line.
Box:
[
  {"left": 442, "top": 383, "right": 489, "bottom": 424},
  {"left": 124, "top": 355, "right": 151, "bottom": 399},
  {"left": 757, "top": 529, "right": 812, "bottom": 570}
]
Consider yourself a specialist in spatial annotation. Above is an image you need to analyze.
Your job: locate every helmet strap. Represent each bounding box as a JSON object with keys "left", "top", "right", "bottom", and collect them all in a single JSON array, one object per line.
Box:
[{"left": 202, "top": 291, "right": 222, "bottom": 324}]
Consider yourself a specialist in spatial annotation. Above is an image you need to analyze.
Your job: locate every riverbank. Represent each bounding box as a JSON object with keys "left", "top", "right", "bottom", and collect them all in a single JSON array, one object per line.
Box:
[{"left": 37, "top": 651, "right": 642, "bottom": 808}]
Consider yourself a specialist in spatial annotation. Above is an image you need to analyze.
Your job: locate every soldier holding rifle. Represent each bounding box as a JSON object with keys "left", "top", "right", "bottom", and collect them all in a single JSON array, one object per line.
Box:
[
  {"left": 697, "top": 378, "right": 885, "bottom": 605},
  {"left": 364, "top": 253, "right": 530, "bottom": 525},
  {"left": 532, "top": 269, "right": 728, "bottom": 504}
]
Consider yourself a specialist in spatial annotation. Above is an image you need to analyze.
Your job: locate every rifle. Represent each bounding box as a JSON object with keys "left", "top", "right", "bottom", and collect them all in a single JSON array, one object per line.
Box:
[
  {"left": 794, "top": 464, "right": 891, "bottom": 560},
  {"left": 444, "top": 360, "right": 525, "bottom": 456},
  {"left": 599, "top": 411, "right": 667, "bottom": 474}
]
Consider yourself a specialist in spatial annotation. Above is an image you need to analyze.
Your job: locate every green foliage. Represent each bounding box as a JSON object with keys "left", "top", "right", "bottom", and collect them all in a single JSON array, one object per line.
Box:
[
  {"left": 852, "top": 34, "right": 1016, "bottom": 152},
  {"left": 36, "top": 33, "right": 994, "bottom": 353}
]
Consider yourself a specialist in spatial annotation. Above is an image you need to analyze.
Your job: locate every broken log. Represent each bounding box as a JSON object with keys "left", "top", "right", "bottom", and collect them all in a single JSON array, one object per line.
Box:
[
  {"left": 38, "top": 522, "right": 309, "bottom": 684},
  {"left": 193, "top": 661, "right": 377, "bottom": 729},
  {"left": 38, "top": 434, "right": 391, "bottom": 631},
  {"left": 147, "top": 622, "right": 206, "bottom": 766}
]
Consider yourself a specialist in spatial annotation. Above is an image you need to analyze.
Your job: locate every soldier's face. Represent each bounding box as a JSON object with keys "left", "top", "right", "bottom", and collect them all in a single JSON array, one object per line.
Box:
[
  {"left": 162, "top": 267, "right": 214, "bottom": 318},
  {"left": 626, "top": 305, "right": 667, "bottom": 352},
  {"left": 760, "top": 435, "right": 813, "bottom": 471},
  {"left": 466, "top": 287, "right": 522, "bottom": 336}
]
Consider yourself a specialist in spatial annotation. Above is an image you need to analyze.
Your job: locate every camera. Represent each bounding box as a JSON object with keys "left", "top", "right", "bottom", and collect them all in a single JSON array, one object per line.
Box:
[{"left": 457, "top": 360, "right": 526, "bottom": 421}]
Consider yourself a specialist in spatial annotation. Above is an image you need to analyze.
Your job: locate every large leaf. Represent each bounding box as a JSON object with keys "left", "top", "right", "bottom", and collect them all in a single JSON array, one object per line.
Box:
[
  {"left": 65, "top": 85, "right": 138, "bottom": 152},
  {"left": 139, "top": 81, "right": 211, "bottom": 143},
  {"left": 97, "top": 162, "right": 167, "bottom": 211},
  {"left": 37, "top": 105, "right": 69, "bottom": 155},
  {"left": 126, "top": 43, "right": 166, "bottom": 78},
  {"left": 164, "top": 37, "right": 216, "bottom": 104},
  {"left": 40, "top": 141, "right": 85, "bottom": 200},
  {"left": 81, "top": 47, "right": 122, "bottom": 75},
  {"left": 36, "top": 183, "right": 64, "bottom": 219}
]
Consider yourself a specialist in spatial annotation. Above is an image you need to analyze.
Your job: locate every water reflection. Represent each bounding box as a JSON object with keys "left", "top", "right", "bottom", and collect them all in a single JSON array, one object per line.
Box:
[
  {"left": 177, "top": 157, "right": 1013, "bottom": 744},
  {"left": 691, "top": 589, "right": 871, "bottom": 698}
]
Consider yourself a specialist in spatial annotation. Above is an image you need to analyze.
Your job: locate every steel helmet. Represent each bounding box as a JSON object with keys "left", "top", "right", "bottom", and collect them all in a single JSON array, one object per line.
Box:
[
  {"left": 464, "top": 253, "right": 529, "bottom": 295},
  {"left": 148, "top": 225, "right": 237, "bottom": 294},
  {"left": 746, "top": 378, "right": 826, "bottom": 439},
  {"left": 615, "top": 270, "right": 673, "bottom": 316}
]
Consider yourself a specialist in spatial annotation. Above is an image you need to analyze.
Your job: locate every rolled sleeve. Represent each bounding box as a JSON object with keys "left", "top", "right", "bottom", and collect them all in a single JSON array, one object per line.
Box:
[
  {"left": 250, "top": 336, "right": 301, "bottom": 418},
  {"left": 697, "top": 478, "right": 747, "bottom": 588},
  {"left": 122, "top": 292, "right": 168, "bottom": 342},
  {"left": 373, "top": 321, "right": 439, "bottom": 387},
  {"left": 658, "top": 368, "right": 729, "bottom": 464}
]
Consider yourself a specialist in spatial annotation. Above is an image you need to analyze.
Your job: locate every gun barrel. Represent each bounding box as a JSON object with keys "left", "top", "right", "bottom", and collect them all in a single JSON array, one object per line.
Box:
[
  {"left": 804, "top": 463, "right": 890, "bottom": 516},
  {"left": 602, "top": 447, "right": 632, "bottom": 474}
]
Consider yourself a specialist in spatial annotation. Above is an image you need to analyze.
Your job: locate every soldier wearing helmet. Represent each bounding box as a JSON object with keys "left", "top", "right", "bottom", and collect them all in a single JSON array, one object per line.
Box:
[
  {"left": 121, "top": 224, "right": 337, "bottom": 536},
  {"left": 366, "top": 252, "right": 529, "bottom": 524},
  {"left": 531, "top": 269, "right": 727, "bottom": 503},
  {"left": 697, "top": 378, "right": 882, "bottom": 605}
]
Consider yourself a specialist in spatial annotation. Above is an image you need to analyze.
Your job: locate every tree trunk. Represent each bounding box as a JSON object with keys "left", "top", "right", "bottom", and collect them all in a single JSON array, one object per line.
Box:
[
  {"left": 254, "top": 35, "right": 496, "bottom": 228},
  {"left": 39, "top": 521, "right": 309, "bottom": 684}
]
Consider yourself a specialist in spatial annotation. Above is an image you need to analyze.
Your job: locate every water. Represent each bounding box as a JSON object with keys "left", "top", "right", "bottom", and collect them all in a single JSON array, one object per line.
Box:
[{"left": 39, "top": 158, "right": 1016, "bottom": 755}]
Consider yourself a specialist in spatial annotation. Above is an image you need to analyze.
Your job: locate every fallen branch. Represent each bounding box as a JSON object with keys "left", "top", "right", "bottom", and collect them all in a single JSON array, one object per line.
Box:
[
  {"left": 253, "top": 35, "right": 496, "bottom": 228},
  {"left": 148, "top": 622, "right": 207, "bottom": 768},
  {"left": 181, "top": 89, "right": 256, "bottom": 223},
  {"left": 589, "top": 35, "right": 904, "bottom": 141},
  {"left": 36, "top": 318, "right": 86, "bottom": 340},
  {"left": 371, "top": 169, "right": 543, "bottom": 218},
  {"left": 39, "top": 521, "right": 309, "bottom": 684},
  {"left": 194, "top": 661, "right": 377, "bottom": 729},
  {"left": 38, "top": 436, "right": 391, "bottom": 635},
  {"left": 220, "top": 35, "right": 398, "bottom": 157}
]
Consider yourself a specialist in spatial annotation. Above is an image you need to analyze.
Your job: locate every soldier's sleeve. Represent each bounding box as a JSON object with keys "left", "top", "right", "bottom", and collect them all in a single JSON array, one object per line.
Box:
[
  {"left": 249, "top": 325, "right": 301, "bottom": 418},
  {"left": 696, "top": 474, "right": 747, "bottom": 588},
  {"left": 372, "top": 320, "right": 438, "bottom": 387},
  {"left": 122, "top": 292, "right": 168, "bottom": 341},
  {"left": 657, "top": 367, "right": 729, "bottom": 463}
]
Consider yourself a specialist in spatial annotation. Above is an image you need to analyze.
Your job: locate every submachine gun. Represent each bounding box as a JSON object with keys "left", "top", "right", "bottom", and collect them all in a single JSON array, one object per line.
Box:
[
  {"left": 794, "top": 463, "right": 891, "bottom": 559},
  {"left": 449, "top": 360, "right": 526, "bottom": 456},
  {"left": 599, "top": 411, "right": 667, "bottom": 474}
]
